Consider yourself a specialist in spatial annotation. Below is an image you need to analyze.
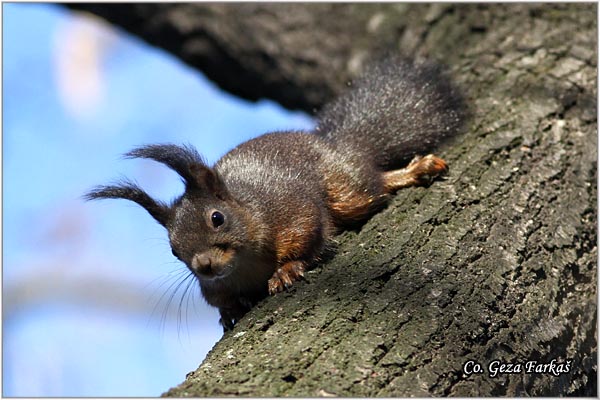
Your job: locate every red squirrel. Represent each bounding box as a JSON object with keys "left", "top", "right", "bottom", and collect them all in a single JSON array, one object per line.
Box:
[{"left": 86, "top": 56, "right": 466, "bottom": 331}]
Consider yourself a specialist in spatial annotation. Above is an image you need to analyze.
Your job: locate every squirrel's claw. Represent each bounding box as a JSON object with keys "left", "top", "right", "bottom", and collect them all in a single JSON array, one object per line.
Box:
[
  {"left": 219, "top": 313, "right": 236, "bottom": 332},
  {"left": 268, "top": 261, "right": 306, "bottom": 295}
]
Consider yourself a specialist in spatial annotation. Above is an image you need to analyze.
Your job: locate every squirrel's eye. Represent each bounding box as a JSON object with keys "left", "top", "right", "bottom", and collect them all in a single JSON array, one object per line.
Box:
[{"left": 211, "top": 211, "right": 225, "bottom": 228}]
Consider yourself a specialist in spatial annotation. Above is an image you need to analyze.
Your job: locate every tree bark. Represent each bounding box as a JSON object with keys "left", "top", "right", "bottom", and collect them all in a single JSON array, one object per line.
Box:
[{"left": 67, "top": 3, "right": 597, "bottom": 396}]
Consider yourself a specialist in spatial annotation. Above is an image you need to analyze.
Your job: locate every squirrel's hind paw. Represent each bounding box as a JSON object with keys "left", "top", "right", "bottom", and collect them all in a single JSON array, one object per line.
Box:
[
  {"left": 383, "top": 154, "right": 448, "bottom": 192},
  {"left": 268, "top": 261, "right": 306, "bottom": 295}
]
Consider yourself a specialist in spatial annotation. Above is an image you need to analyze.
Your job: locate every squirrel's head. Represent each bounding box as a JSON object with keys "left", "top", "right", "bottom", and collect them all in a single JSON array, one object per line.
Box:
[{"left": 85, "top": 144, "right": 255, "bottom": 281}]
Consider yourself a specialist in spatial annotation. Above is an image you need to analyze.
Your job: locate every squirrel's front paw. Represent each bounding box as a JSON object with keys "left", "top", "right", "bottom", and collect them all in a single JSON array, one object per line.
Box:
[{"left": 268, "top": 261, "right": 306, "bottom": 295}]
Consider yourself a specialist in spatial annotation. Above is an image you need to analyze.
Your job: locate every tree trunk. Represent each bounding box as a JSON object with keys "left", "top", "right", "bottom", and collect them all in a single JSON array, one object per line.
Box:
[{"left": 67, "top": 3, "right": 597, "bottom": 396}]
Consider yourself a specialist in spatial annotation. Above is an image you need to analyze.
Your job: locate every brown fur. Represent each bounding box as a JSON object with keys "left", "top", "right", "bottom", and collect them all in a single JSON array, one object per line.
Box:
[{"left": 325, "top": 178, "right": 388, "bottom": 223}]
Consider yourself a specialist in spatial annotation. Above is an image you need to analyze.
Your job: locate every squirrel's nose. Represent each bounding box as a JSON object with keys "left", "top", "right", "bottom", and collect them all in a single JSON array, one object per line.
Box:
[{"left": 192, "top": 253, "right": 212, "bottom": 275}]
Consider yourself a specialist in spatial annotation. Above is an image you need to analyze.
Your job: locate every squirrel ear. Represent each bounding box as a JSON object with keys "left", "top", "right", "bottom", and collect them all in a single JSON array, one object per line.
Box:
[{"left": 189, "top": 163, "right": 229, "bottom": 200}]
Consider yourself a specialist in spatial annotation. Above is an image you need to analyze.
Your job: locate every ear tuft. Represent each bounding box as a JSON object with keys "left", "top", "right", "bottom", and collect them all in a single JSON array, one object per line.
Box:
[
  {"left": 84, "top": 180, "right": 172, "bottom": 227},
  {"left": 125, "top": 143, "right": 206, "bottom": 186}
]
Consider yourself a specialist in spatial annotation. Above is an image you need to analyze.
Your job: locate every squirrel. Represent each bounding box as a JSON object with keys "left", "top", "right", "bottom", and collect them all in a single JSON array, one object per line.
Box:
[{"left": 86, "top": 56, "right": 466, "bottom": 331}]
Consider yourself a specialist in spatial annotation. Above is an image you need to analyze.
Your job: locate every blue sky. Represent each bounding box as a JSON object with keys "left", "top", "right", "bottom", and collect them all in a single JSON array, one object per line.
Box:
[{"left": 3, "top": 3, "right": 313, "bottom": 396}]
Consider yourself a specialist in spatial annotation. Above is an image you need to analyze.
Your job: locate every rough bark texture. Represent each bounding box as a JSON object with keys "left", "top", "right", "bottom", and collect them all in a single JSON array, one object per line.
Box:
[{"left": 68, "top": 3, "right": 597, "bottom": 396}]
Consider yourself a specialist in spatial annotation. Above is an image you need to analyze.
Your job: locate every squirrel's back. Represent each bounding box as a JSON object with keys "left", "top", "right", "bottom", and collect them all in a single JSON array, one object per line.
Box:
[{"left": 315, "top": 56, "right": 466, "bottom": 170}]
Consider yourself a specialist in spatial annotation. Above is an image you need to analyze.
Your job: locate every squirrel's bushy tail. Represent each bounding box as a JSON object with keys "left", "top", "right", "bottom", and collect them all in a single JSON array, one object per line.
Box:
[{"left": 314, "top": 56, "right": 466, "bottom": 170}]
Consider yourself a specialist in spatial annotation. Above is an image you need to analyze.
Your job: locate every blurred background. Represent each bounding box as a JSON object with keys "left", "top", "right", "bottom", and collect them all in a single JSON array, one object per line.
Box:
[{"left": 3, "top": 3, "right": 313, "bottom": 396}]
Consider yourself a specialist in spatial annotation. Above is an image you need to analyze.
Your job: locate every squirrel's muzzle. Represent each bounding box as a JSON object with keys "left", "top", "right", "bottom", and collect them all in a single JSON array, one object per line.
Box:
[{"left": 192, "top": 253, "right": 213, "bottom": 276}]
